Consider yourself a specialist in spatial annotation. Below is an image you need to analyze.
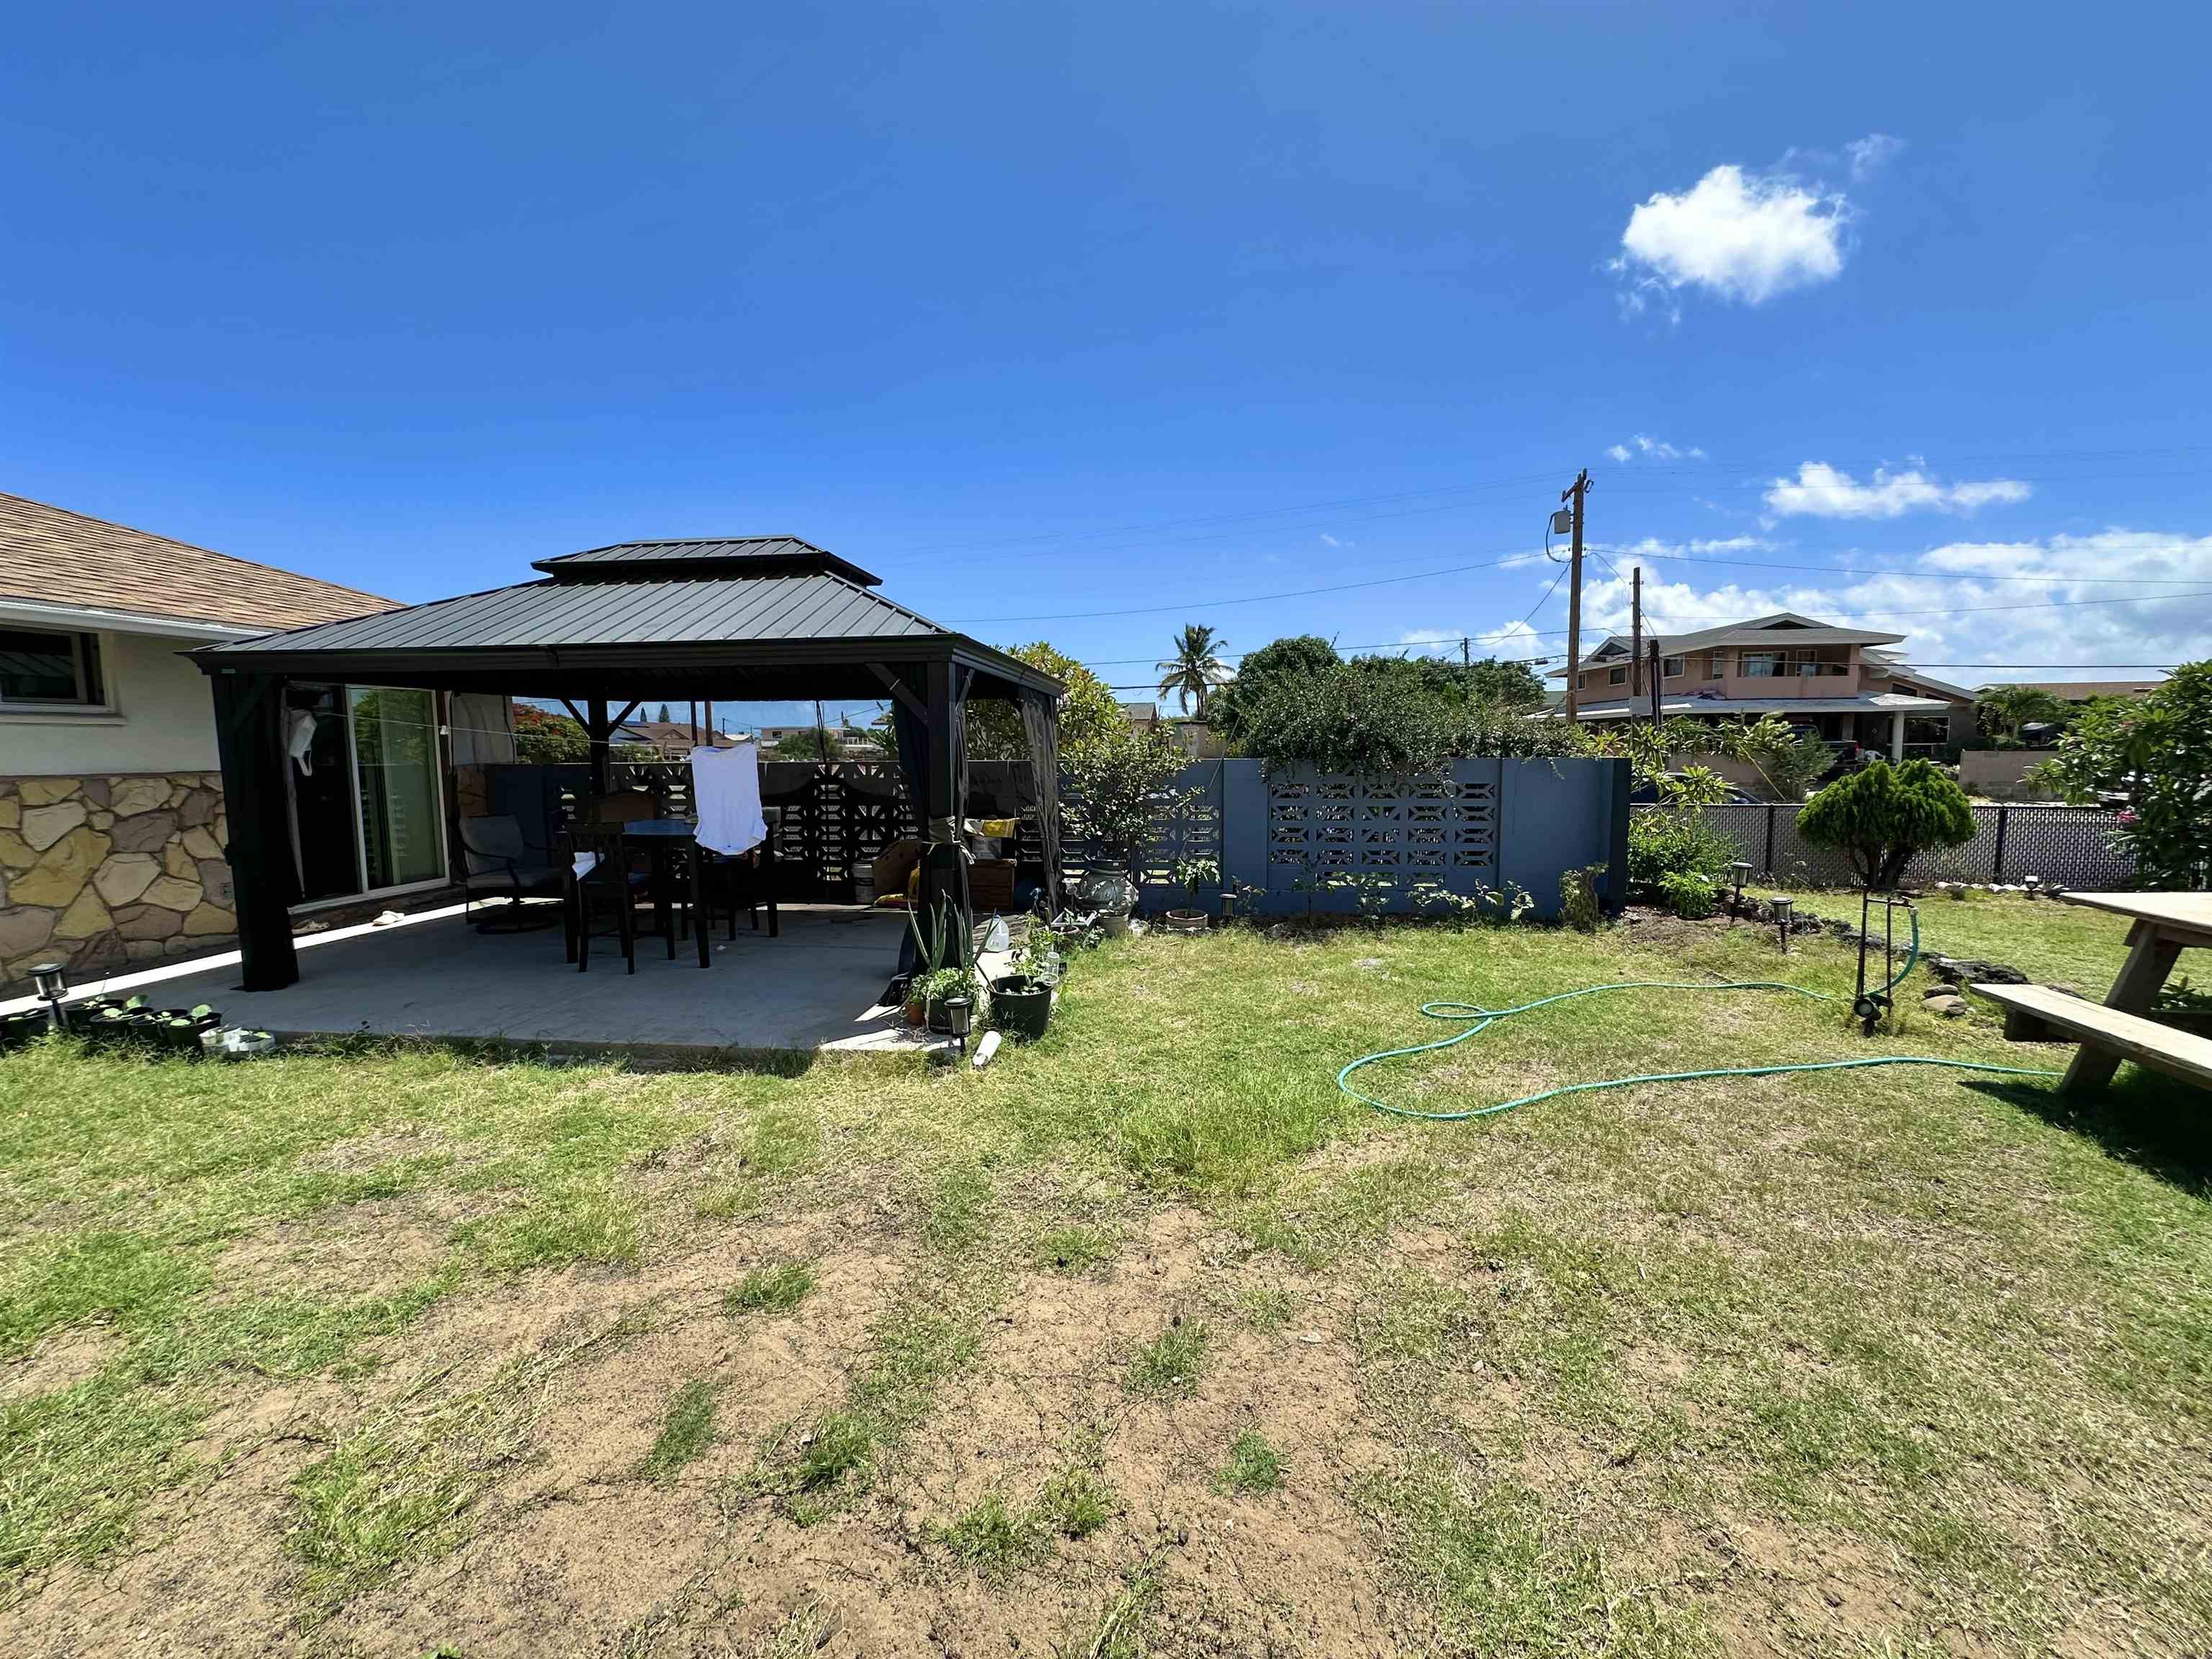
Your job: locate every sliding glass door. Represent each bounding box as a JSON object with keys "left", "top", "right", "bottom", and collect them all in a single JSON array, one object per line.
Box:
[
  {"left": 285, "top": 683, "right": 447, "bottom": 903},
  {"left": 349, "top": 688, "right": 445, "bottom": 890}
]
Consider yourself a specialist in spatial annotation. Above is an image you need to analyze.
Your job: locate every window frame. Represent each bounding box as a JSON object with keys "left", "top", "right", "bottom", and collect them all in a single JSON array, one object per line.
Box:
[
  {"left": 0, "top": 626, "right": 109, "bottom": 713},
  {"left": 1663, "top": 655, "right": 1686, "bottom": 679},
  {"left": 1606, "top": 665, "right": 1627, "bottom": 686},
  {"left": 1740, "top": 652, "right": 1781, "bottom": 678}
]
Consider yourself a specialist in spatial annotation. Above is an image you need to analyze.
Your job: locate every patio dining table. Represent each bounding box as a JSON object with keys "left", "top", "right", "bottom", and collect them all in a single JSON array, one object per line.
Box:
[{"left": 619, "top": 817, "right": 709, "bottom": 966}]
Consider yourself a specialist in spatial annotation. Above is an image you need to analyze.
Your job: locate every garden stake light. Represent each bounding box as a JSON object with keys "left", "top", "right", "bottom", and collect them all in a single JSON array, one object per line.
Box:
[
  {"left": 944, "top": 994, "right": 973, "bottom": 1061},
  {"left": 1727, "top": 860, "right": 1752, "bottom": 923},
  {"left": 30, "top": 961, "right": 68, "bottom": 1031},
  {"left": 1770, "top": 895, "right": 1794, "bottom": 953}
]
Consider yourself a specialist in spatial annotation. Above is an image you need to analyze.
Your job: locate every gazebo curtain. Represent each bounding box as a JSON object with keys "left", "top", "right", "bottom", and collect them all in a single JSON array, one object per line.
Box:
[
  {"left": 1018, "top": 688, "right": 1061, "bottom": 910},
  {"left": 209, "top": 671, "right": 302, "bottom": 991},
  {"left": 889, "top": 665, "right": 972, "bottom": 973}
]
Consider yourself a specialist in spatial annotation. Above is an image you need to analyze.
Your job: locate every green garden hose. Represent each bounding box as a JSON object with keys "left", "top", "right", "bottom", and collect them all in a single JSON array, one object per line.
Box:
[{"left": 1335, "top": 905, "right": 2059, "bottom": 1123}]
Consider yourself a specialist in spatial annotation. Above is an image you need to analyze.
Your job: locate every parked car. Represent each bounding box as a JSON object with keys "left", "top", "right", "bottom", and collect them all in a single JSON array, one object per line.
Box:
[{"left": 1627, "top": 773, "right": 1762, "bottom": 805}]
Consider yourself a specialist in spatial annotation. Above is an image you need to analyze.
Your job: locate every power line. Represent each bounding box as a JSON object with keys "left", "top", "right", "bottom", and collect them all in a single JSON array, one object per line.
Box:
[
  {"left": 1062, "top": 588, "right": 2212, "bottom": 669},
  {"left": 948, "top": 534, "right": 2212, "bottom": 626},
  {"left": 1599, "top": 544, "right": 2211, "bottom": 586},
  {"left": 866, "top": 444, "right": 2212, "bottom": 565},
  {"left": 945, "top": 552, "right": 1541, "bottom": 623}
]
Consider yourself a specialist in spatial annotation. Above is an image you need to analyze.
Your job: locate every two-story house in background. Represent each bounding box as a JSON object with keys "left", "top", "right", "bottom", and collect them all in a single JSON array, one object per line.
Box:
[{"left": 1552, "top": 611, "right": 1975, "bottom": 759}]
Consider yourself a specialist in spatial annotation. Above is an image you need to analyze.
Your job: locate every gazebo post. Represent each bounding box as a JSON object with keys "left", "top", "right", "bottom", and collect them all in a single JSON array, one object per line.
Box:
[
  {"left": 209, "top": 668, "right": 301, "bottom": 991},
  {"left": 587, "top": 696, "right": 613, "bottom": 797},
  {"left": 920, "top": 657, "right": 970, "bottom": 966}
]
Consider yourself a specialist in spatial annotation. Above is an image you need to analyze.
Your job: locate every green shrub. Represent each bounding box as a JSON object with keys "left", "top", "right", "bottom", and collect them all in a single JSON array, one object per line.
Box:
[
  {"left": 1656, "top": 871, "right": 1716, "bottom": 919},
  {"left": 2029, "top": 660, "right": 2212, "bottom": 889},
  {"left": 1211, "top": 637, "right": 1581, "bottom": 772},
  {"left": 1626, "top": 808, "right": 1735, "bottom": 895},
  {"left": 1798, "top": 758, "right": 1977, "bottom": 890},
  {"left": 1559, "top": 865, "right": 1604, "bottom": 932}
]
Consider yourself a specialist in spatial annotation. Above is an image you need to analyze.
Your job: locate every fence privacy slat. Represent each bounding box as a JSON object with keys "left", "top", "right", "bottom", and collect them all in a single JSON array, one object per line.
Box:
[{"left": 1637, "top": 801, "right": 2136, "bottom": 889}]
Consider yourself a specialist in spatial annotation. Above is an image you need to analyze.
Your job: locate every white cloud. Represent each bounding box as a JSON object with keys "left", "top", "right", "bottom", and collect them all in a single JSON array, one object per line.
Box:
[
  {"left": 1845, "top": 132, "right": 1906, "bottom": 180},
  {"left": 1318, "top": 531, "right": 1355, "bottom": 548},
  {"left": 1567, "top": 528, "right": 2212, "bottom": 685},
  {"left": 1614, "top": 164, "right": 1849, "bottom": 314},
  {"left": 1763, "top": 462, "right": 2032, "bottom": 520},
  {"left": 1393, "top": 619, "right": 1545, "bottom": 661},
  {"left": 1606, "top": 433, "right": 1707, "bottom": 463}
]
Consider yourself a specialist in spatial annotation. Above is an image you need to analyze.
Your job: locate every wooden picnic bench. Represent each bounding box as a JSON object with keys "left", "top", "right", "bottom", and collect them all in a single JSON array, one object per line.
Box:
[{"left": 1972, "top": 891, "right": 2212, "bottom": 1095}]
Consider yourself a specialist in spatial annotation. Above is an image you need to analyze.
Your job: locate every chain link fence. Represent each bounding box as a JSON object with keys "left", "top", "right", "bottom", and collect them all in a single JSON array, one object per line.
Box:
[{"left": 1647, "top": 802, "right": 2137, "bottom": 889}]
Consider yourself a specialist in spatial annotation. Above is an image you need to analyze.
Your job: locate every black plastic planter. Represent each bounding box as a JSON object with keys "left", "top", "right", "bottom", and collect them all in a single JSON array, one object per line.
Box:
[
  {"left": 0, "top": 1010, "right": 50, "bottom": 1051},
  {"left": 989, "top": 975, "right": 1053, "bottom": 1043}
]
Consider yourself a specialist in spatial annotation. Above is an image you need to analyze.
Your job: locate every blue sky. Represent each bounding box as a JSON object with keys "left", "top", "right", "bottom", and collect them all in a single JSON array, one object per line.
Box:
[{"left": 5, "top": 2, "right": 2208, "bottom": 724}]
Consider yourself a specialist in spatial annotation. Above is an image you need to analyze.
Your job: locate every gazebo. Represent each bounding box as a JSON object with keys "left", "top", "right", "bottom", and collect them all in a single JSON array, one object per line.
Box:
[{"left": 192, "top": 537, "right": 1063, "bottom": 992}]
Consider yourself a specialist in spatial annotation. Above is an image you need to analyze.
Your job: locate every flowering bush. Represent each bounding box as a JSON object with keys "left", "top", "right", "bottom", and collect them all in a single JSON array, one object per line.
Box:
[{"left": 2028, "top": 662, "right": 2211, "bottom": 889}]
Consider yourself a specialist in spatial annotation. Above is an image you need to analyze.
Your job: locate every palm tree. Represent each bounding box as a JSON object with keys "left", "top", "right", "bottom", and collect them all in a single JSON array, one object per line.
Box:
[
  {"left": 1156, "top": 624, "right": 1229, "bottom": 718},
  {"left": 1975, "top": 684, "right": 2067, "bottom": 742}
]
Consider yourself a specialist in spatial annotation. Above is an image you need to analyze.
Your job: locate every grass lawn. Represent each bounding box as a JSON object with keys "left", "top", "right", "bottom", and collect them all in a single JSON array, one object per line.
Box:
[
  {"left": 4, "top": 912, "right": 2210, "bottom": 1655},
  {"left": 1789, "top": 887, "right": 2145, "bottom": 997}
]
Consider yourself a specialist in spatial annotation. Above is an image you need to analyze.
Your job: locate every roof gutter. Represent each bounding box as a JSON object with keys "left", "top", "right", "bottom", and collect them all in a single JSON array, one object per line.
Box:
[{"left": 0, "top": 594, "right": 269, "bottom": 641}]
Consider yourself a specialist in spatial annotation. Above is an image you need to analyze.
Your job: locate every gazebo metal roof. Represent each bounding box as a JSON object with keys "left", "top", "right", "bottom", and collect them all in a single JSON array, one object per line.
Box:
[{"left": 196, "top": 539, "right": 1060, "bottom": 703}]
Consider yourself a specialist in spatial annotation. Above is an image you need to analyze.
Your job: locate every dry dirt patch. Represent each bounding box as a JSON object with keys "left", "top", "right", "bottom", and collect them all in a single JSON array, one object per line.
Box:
[{"left": 0, "top": 1323, "right": 120, "bottom": 1405}]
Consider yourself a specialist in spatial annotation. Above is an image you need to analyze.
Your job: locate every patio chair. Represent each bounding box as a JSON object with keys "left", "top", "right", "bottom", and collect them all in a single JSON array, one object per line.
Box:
[
  {"left": 563, "top": 824, "right": 649, "bottom": 974},
  {"left": 687, "top": 842, "right": 781, "bottom": 951},
  {"left": 459, "top": 814, "right": 565, "bottom": 932}
]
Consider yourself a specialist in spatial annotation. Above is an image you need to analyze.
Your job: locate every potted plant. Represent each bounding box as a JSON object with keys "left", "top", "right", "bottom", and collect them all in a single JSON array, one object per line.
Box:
[
  {"left": 84, "top": 995, "right": 157, "bottom": 1050},
  {"left": 1161, "top": 855, "right": 1218, "bottom": 935},
  {"left": 917, "top": 965, "right": 981, "bottom": 1034},
  {"left": 989, "top": 968, "right": 1053, "bottom": 1042},
  {"left": 153, "top": 1004, "right": 222, "bottom": 1057},
  {"left": 209, "top": 1028, "right": 278, "bottom": 1061},
  {"left": 0, "top": 1008, "right": 50, "bottom": 1051}
]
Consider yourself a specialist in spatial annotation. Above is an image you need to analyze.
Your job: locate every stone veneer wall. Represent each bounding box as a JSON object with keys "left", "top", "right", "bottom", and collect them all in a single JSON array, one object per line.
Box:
[{"left": 0, "top": 773, "right": 233, "bottom": 994}]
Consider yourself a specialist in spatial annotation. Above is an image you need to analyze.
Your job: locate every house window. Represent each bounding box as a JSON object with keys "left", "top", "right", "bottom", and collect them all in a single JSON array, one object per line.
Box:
[
  {"left": 1607, "top": 665, "right": 1627, "bottom": 685},
  {"left": 1740, "top": 652, "right": 1781, "bottom": 678},
  {"left": 1904, "top": 716, "right": 1950, "bottom": 746},
  {"left": 0, "top": 628, "right": 105, "bottom": 708}
]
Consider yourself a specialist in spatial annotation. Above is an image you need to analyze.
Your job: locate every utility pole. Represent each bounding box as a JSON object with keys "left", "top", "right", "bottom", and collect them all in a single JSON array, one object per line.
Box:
[
  {"left": 1460, "top": 635, "right": 1470, "bottom": 668},
  {"left": 1560, "top": 469, "right": 1591, "bottom": 721},
  {"left": 1629, "top": 565, "right": 1642, "bottom": 701}
]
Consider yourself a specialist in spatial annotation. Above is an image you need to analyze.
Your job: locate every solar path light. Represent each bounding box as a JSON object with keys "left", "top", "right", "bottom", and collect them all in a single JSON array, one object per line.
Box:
[{"left": 30, "top": 961, "right": 68, "bottom": 1031}]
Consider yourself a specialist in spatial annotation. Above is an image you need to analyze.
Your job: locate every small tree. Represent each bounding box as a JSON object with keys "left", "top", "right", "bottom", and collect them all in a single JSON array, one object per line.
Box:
[
  {"left": 1062, "top": 720, "right": 1190, "bottom": 884},
  {"left": 2029, "top": 662, "right": 2211, "bottom": 889},
  {"left": 512, "top": 702, "right": 590, "bottom": 764},
  {"left": 1797, "top": 757, "right": 1977, "bottom": 890}
]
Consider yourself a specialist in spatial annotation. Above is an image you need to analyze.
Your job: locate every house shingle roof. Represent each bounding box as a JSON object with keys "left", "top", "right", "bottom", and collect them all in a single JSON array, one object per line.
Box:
[{"left": 0, "top": 491, "right": 396, "bottom": 634}]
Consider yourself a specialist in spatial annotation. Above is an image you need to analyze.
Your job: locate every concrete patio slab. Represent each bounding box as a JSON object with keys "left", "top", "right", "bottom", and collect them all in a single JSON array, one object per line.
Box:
[{"left": 27, "top": 902, "right": 979, "bottom": 1058}]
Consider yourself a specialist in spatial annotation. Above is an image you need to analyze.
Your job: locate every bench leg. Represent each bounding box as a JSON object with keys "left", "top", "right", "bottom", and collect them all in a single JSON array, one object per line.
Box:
[
  {"left": 2002, "top": 1007, "right": 2058, "bottom": 1042},
  {"left": 2108, "top": 921, "right": 2182, "bottom": 1015},
  {"left": 2061, "top": 1041, "right": 2124, "bottom": 1096},
  {"left": 2061, "top": 924, "right": 2185, "bottom": 1094}
]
